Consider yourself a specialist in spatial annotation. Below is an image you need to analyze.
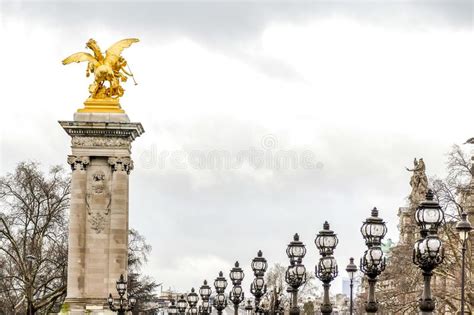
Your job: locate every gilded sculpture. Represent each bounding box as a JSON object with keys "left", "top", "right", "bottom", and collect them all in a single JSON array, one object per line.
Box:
[{"left": 62, "top": 38, "right": 139, "bottom": 112}]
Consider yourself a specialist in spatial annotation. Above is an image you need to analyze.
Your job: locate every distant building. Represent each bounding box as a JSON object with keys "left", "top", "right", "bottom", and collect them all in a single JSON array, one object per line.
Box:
[{"left": 342, "top": 278, "right": 350, "bottom": 297}]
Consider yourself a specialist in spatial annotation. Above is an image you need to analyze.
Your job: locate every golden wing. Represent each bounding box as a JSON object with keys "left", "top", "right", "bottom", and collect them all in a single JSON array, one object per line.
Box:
[
  {"left": 62, "top": 52, "right": 97, "bottom": 65},
  {"left": 105, "top": 38, "right": 139, "bottom": 58}
]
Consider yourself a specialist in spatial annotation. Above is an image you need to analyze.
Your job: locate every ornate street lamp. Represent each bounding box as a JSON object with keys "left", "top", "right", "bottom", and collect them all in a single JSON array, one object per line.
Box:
[
  {"left": 413, "top": 190, "right": 445, "bottom": 315},
  {"left": 229, "top": 261, "right": 245, "bottom": 315},
  {"left": 315, "top": 222, "right": 339, "bottom": 315},
  {"left": 361, "top": 207, "right": 388, "bottom": 247},
  {"left": 456, "top": 211, "right": 473, "bottom": 315},
  {"left": 251, "top": 250, "right": 268, "bottom": 314},
  {"left": 199, "top": 300, "right": 212, "bottom": 315},
  {"left": 177, "top": 294, "right": 188, "bottom": 315},
  {"left": 214, "top": 271, "right": 228, "bottom": 293},
  {"left": 199, "top": 280, "right": 212, "bottom": 315},
  {"left": 107, "top": 274, "right": 137, "bottom": 315},
  {"left": 345, "top": 257, "right": 358, "bottom": 315},
  {"left": 315, "top": 221, "right": 339, "bottom": 256},
  {"left": 187, "top": 288, "right": 199, "bottom": 315},
  {"left": 250, "top": 276, "right": 266, "bottom": 314},
  {"left": 360, "top": 246, "right": 386, "bottom": 313},
  {"left": 287, "top": 233, "right": 307, "bottom": 265},
  {"left": 213, "top": 271, "right": 228, "bottom": 315},
  {"left": 285, "top": 233, "right": 307, "bottom": 315},
  {"left": 360, "top": 207, "right": 387, "bottom": 314},
  {"left": 415, "top": 190, "right": 444, "bottom": 235},
  {"left": 168, "top": 300, "right": 178, "bottom": 315},
  {"left": 251, "top": 250, "right": 268, "bottom": 276},
  {"left": 213, "top": 293, "right": 228, "bottom": 315}
]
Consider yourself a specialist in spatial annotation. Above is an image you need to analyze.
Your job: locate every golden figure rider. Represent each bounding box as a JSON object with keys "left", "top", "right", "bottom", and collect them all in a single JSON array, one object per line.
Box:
[{"left": 62, "top": 38, "right": 139, "bottom": 113}]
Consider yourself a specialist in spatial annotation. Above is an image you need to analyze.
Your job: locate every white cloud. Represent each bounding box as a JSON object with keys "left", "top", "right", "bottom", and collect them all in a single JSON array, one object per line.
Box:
[{"left": 1, "top": 4, "right": 473, "bottom": 294}]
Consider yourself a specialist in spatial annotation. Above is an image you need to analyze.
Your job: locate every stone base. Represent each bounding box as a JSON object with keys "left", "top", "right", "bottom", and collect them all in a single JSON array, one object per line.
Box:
[
  {"left": 61, "top": 298, "right": 115, "bottom": 315},
  {"left": 78, "top": 98, "right": 125, "bottom": 114},
  {"left": 73, "top": 112, "right": 130, "bottom": 123}
]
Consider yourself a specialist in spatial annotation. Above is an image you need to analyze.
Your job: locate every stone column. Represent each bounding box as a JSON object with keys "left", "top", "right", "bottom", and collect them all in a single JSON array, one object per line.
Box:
[
  {"left": 107, "top": 157, "right": 133, "bottom": 296},
  {"left": 59, "top": 112, "right": 144, "bottom": 314},
  {"left": 66, "top": 156, "right": 89, "bottom": 303}
]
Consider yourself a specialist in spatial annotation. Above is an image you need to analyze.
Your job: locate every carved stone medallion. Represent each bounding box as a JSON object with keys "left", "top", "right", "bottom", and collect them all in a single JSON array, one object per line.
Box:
[{"left": 86, "top": 170, "right": 111, "bottom": 233}]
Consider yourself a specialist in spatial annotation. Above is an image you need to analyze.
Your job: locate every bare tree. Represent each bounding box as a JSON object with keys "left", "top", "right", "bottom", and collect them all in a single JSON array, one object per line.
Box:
[
  {"left": 376, "top": 243, "right": 421, "bottom": 314},
  {"left": 0, "top": 162, "right": 70, "bottom": 314},
  {"left": 264, "top": 263, "right": 318, "bottom": 313},
  {"left": 430, "top": 145, "right": 473, "bottom": 313},
  {"left": 265, "top": 263, "right": 287, "bottom": 293}
]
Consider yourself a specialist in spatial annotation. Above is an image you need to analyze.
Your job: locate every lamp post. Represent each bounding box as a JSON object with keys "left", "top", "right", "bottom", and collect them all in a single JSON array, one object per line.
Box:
[
  {"left": 250, "top": 250, "right": 268, "bottom": 314},
  {"left": 199, "top": 280, "right": 212, "bottom": 315},
  {"left": 345, "top": 257, "right": 358, "bottom": 315},
  {"left": 315, "top": 221, "right": 339, "bottom": 315},
  {"left": 107, "top": 274, "right": 137, "bottom": 315},
  {"left": 187, "top": 288, "right": 199, "bottom": 315},
  {"left": 177, "top": 295, "right": 188, "bottom": 315},
  {"left": 285, "top": 233, "right": 307, "bottom": 315},
  {"left": 413, "top": 190, "right": 445, "bottom": 315},
  {"left": 272, "top": 287, "right": 284, "bottom": 315},
  {"left": 360, "top": 207, "right": 387, "bottom": 314},
  {"left": 245, "top": 299, "right": 253, "bottom": 315},
  {"left": 456, "top": 211, "right": 472, "bottom": 315},
  {"left": 360, "top": 246, "right": 386, "bottom": 314},
  {"left": 213, "top": 271, "right": 228, "bottom": 315},
  {"left": 168, "top": 300, "right": 178, "bottom": 315},
  {"left": 229, "top": 261, "right": 245, "bottom": 315}
]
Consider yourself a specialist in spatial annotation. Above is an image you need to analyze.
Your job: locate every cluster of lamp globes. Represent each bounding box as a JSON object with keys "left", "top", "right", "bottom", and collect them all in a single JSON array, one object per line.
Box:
[
  {"left": 281, "top": 189, "right": 472, "bottom": 314},
  {"left": 107, "top": 274, "right": 137, "bottom": 314},
  {"left": 166, "top": 253, "right": 267, "bottom": 315},
  {"left": 107, "top": 189, "right": 472, "bottom": 315}
]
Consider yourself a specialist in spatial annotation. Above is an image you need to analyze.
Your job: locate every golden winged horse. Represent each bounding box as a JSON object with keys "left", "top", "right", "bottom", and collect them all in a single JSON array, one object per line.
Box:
[{"left": 62, "top": 38, "right": 139, "bottom": 100}]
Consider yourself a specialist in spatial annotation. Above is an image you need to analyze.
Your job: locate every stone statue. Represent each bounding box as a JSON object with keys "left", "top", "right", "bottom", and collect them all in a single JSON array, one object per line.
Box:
[
  {"left": 406, "top": 158, "right": 428, "bottom": 205},
  {"left": 62, "top": 38, "right": 139, "bottom": 107}
]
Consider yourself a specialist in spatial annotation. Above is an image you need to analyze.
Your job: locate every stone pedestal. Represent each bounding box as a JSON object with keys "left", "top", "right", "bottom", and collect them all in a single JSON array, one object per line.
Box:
[{"left": 59, "top": 112, "right": 144, "bottom": 314}]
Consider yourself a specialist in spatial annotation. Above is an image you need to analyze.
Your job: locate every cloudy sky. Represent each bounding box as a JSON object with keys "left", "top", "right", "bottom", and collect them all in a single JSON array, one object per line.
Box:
[{"left": 0, "top": 0, "right": 472, "bottom": 295}]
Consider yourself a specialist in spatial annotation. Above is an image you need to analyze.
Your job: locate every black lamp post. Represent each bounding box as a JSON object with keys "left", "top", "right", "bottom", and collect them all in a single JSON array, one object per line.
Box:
[
  {"left": 229, "top": 261, "right": 245, "bottom": 315},
  {"left": 360, "top": 207, "right": 387, "bottom": 314},
  {"left": 177, "top": 294, "right": 188, "bottom": 315},
  {"left": 360, "top": 246, "right": 386, "bottom": 314},
  {"left": 213, "top": 271, "right": 228, "bottom": 315},
  {"left": 456, "top": 211, "right": 472, "bottom": 315},
  {"left": 245, "top": 299, "right": 253, "bottom": 315},
  {"left": 187, "top": 288, "right": 199, "bottom": 315},
  {"left": 345, "top": 257, "right": 358, "bottom": 315},
  {"left": 199, "top": 280, "right": 212, "bottom": 315},
  {"left": 168, "top": 300, "right": 178, "bottom": 315},
  {"left": 251, "top": 250, "right": 268, "bottom": 314},
  {"left": 315, "top": 221, "right": 339, "bottom": 315},
  {"left": 413, "top": 190, "right": 445, "bottom": 315},
  {"left": 285, "top": 233, "right": 307, "bottom": 315},
  {"left": 107, "top": 274, "right": 137, "bottom": 315}
]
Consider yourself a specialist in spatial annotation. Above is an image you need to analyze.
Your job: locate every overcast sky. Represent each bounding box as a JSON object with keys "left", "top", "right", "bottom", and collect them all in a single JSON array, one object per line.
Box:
[{"left": 0, "top": 0, "right": 473, "bottom": 295}]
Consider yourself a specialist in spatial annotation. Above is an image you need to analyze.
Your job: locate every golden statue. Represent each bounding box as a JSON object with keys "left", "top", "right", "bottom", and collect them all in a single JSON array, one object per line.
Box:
[{"left": 62, "top": 38, "right": 139, "bottom": 113}]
